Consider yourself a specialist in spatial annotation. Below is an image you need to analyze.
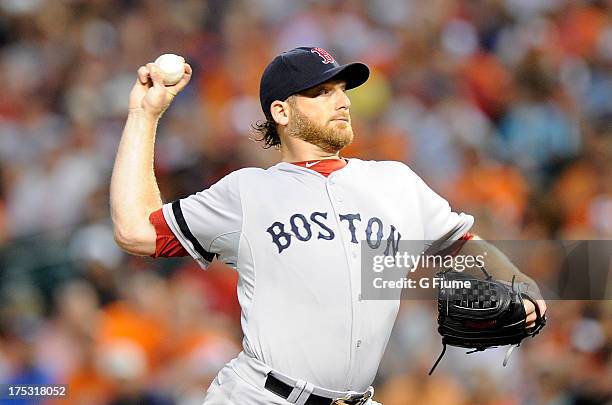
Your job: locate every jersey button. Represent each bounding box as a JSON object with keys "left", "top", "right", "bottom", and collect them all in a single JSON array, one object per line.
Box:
[{"left": 356, "top": 340, "right": 362, "bottom": 348}]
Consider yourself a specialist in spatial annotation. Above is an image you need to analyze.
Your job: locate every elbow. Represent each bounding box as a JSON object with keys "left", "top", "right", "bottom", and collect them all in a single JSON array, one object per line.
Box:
[
  {"left": 112, "top": 227, "right": 135, "bottom": 252},
  {"left": 113, "top": 225, "right": 156, "bottom": 256}
]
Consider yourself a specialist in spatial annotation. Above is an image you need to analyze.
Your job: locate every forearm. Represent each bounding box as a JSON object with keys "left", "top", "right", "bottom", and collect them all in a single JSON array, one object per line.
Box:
[
  {"left": 110, "top": 109, "right": 161, "bottom": 254},
  {"left": 461, "top": 235, "right": 543, "bottom": 300}
]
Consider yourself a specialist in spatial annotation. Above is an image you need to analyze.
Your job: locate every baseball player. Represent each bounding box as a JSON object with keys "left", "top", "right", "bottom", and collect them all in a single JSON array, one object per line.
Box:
[{"left": 110, "top": 47, "right": 547, "bottom": 404}]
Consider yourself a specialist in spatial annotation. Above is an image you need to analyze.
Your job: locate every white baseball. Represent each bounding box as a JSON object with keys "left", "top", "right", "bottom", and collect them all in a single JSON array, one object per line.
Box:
[{"left": 154, "top": 53, "right": 185, "bottom": 86}]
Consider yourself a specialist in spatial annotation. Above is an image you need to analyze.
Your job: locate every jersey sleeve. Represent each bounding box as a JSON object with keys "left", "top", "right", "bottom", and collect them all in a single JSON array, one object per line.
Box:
[
  {"left": 149, "top": 208, "right": 189, "bottom": 257},
  {"left": 161, "top": 171, "right": 242, "bottom": 269},
  {"left": 407, "top": 166, "right": 474, "bottom": 249}
]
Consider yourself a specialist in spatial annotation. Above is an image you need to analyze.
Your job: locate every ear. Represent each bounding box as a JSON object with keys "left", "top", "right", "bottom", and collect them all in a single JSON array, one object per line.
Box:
[{"left": 270, "top": 100, "right": 290, "bottom": 126}]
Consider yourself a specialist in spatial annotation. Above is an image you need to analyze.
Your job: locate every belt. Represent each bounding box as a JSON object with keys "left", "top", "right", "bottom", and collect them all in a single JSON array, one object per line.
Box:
[{"left": 264, "top": 373, "right": 372, "bottom": 405}]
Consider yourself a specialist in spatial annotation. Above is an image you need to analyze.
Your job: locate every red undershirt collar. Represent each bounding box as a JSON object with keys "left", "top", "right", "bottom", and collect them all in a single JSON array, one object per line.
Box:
[{"left": 291, "top": 158, "right": 347, "bottom": 177}]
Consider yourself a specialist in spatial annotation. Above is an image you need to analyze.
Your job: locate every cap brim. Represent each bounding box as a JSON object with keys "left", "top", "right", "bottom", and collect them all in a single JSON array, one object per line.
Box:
[{"left": 293, "top": 62, "right": 370, "bottom": 95}]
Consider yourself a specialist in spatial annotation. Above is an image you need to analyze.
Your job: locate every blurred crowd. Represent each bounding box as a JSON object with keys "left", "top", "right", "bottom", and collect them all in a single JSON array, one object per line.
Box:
[{"left": 0, "top": 0, "right": 610, "bottom": 404}]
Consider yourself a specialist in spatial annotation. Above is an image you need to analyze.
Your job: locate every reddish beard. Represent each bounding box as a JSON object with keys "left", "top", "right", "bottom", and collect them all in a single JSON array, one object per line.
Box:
[{"left": 287, "top": 108, "right": 354, "bottom": 153}]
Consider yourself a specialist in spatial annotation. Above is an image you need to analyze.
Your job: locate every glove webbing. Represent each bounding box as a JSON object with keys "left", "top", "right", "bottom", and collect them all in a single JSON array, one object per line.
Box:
[{"left": 428, "top": 271, "right": 546, "bottom": 375}]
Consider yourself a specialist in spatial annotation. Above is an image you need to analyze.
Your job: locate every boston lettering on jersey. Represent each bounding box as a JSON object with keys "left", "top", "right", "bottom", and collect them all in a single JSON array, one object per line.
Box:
[{"left": 266, "top": 211, "right": 401, "bottom": 255}]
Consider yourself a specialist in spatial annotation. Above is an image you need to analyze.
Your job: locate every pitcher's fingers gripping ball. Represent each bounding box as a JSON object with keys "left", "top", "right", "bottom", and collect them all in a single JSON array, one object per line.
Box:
[
  {"left": 154, "top": 53, "right": 186, "bottom": 86},
  {"left": 129, "top": 56, "right": 192, "bottom": 115}
]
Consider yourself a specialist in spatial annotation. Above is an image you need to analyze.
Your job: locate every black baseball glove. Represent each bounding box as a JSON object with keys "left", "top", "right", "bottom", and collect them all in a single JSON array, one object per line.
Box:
[{"left": 429, "top": 267, "right": 546, "bottom": 374}]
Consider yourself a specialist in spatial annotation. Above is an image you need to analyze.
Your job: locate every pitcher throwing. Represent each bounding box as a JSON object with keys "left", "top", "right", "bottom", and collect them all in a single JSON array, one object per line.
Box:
[{"left": 110, "top": 47, "right": 547, "bottom": 405}]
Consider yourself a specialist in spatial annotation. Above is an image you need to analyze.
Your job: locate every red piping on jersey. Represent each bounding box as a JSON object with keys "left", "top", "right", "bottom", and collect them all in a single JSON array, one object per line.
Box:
[{"left": 434, "top": 232, "right": 475, "bottom": 257}]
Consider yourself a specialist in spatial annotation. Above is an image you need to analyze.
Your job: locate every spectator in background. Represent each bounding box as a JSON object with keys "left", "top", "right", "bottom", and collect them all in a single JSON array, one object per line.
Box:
[
  {"left": 0, "top": 166, "right": 7, "bottom": 246},
  {"left": 498, "top": 49, "right": 580, "bottom": 184}
]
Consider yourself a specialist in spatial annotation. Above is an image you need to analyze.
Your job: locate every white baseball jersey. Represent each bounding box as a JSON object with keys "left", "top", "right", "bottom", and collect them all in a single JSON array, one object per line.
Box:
[{"left": 162, "top": 158, "right": 473, "bottom": 391}]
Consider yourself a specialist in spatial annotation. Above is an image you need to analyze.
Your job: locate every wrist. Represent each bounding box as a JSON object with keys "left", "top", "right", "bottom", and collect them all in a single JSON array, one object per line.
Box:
[{"left": 128, "top": 107, "right": 161, "bottom": 123}]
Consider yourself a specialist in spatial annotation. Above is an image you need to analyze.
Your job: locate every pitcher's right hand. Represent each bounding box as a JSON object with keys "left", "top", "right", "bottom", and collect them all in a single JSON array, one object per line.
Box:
[{"left": 128, "top": 61, "right": 192, "bottom": 119}]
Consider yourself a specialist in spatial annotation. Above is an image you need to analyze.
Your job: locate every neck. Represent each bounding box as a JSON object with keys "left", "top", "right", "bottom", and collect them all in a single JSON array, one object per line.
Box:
[{"left": 279, "top": 138, "right": 341, "bottom": 163}]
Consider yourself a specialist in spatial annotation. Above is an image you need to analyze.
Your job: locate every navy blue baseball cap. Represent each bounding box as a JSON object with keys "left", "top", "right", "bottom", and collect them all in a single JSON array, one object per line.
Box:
[{"left": 260, "top": 47, "right": 370, "bottom": 119}]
